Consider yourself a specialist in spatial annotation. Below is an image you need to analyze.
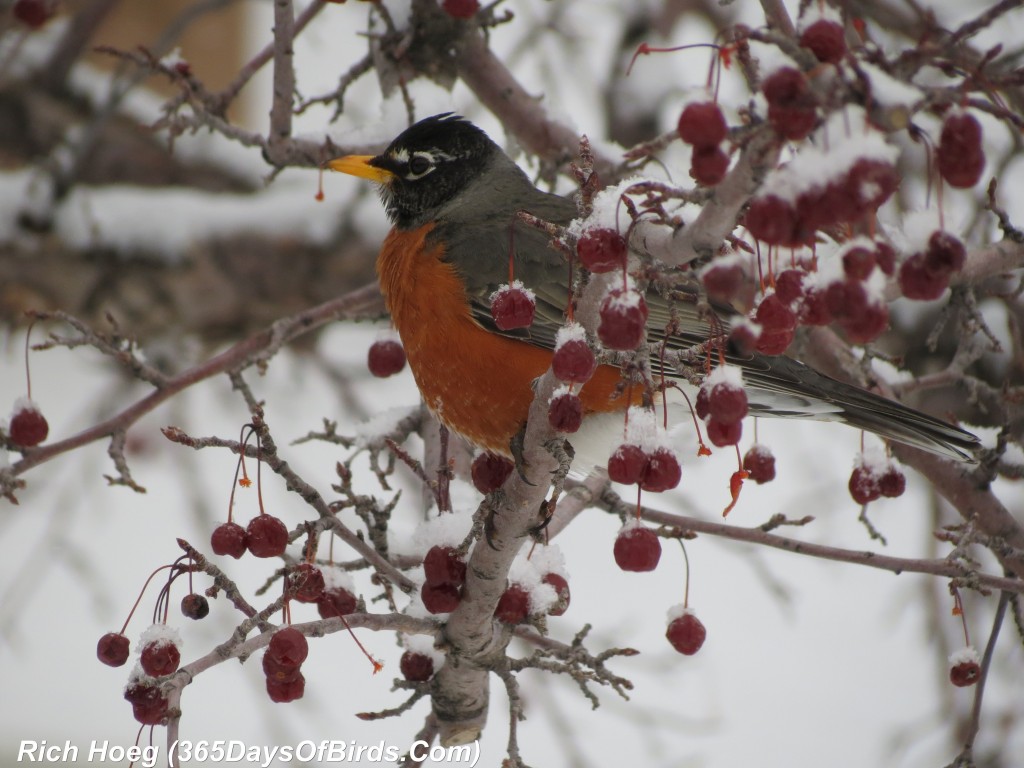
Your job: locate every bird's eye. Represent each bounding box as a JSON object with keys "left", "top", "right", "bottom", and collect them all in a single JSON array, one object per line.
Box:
[{"left": 407, "top": 153, "right": 433, "bottom": 178}]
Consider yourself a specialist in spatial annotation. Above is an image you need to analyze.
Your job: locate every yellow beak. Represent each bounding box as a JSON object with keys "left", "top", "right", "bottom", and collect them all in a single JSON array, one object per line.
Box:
[{"left": 327, "top": 155, "right": 394, "bottom": 183}]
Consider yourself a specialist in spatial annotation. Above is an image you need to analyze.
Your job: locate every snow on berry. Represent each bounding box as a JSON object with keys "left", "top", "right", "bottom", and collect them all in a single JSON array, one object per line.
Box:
[
  {"left": 598, "top": 285, "right": 649, "bottom": 351},
  {"left": 948, "top": 646, "right": 981, "bottom": 687},
  {"left": 8, "top": 396, "right": 49, "bottom": 447},
  {"left": 613, "top": 518, "right": 662, "bottom": 573},
  {"left": 640, "top": 447, "right": 682, "bottom": 492},
  {"left": 703, "top": 365, "right": 747, "bottom": 425},
  {"left": 490, "top": 280, "right": 536, "bottom": 330},
  {"left": 552, "top": 323, "right": 597, "bottom": 384},
  {"left": 290, "top": 563, "right": 325, "bottom": 603},
  {"left": 507, "top": 553, "right": 559, "bottom": 616},
  {"left": 701, "top": 255, "right": 747, "bottom": 303},
  {"left": 743, "top": 444, "right": 776, "bottom": 484},
  {"left": 137, "top": 624, "right": 182, "bottom": 677},
  {"left": 665, "top": 605, "right": 707, "bottom": 655},
  {"left": 316, "top": 565, "right": 359, "bottom": 618},
  {"left": 577, "top": 227, "right": 628, "bottom": 273},
  {"left": 548, "top": 387, "right": 584, "bottom": 433}
]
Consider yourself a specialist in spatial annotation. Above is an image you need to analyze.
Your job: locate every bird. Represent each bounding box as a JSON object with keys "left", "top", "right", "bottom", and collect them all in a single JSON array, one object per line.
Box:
[{"left": 328, "top": 112, "right": 980, "bottom": 470}]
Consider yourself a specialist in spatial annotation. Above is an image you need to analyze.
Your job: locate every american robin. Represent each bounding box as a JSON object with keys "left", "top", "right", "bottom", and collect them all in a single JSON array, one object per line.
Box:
[{"left": 329, "top": 113, "right": 979, "bottom": 467}]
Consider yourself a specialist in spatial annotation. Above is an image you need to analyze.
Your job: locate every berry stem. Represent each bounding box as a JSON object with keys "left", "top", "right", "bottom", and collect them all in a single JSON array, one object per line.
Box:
[
  {"left": 677, "top": 539, "right": 692, "bottom": 608},
  {"left": 952, "top": 586, "right": 971, "bottom": 646},
  {"left": 23, "top": 320, "right": 36, "bottom": 400},
  {"left": 119, "top": 563, "right": 178, "bottom": 635},
  {"left": 337, "top": 613, "right": 384, "bottom": 674}
]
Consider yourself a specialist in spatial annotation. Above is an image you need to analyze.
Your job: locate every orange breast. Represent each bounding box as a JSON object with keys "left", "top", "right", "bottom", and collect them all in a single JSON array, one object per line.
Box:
[{"left": 377, "top": 226, "right": 630, "bottom": 456}]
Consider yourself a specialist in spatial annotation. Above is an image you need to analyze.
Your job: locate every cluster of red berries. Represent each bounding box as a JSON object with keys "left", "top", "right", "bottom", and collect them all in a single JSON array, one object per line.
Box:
[
  {"left": 848, "top": 452, "right": 906, "bottom": 505},
  {"left": 574, "top": 227, "right": 651, "bottom": 352},
  {"left": 291, "top": 563, "right": 359, "bottom": 620},
  {"left": 762, "top": 67, "right": 819, "bottom": 141},
  {"left": 367, "top": 332, "right": 406, "bottom": 378},
  {"left": 613, "top": 520, "right": 662, "bottom": 572},
  {"left": 937, "top": 111, "right": 985, "bottom": 189},
  {"left": 119, "top": 626, "right": 183, "bottom": 725},
  {"left": 547, "top": 323, "right": 597, "bottom": 434},
  {"left": 606, "top": 408, "right": 682, "bottom": 493},
  {"left": 695, "top": 368, "right": 748, "bottom": 448},
  {"left": 6, "top": 397, "right": 49, "bottom": 448},
  {"left": 211, "top": 512, "right": 288, "bottom": 560},
  {"left": 420, "top": 544, "right": 467, "bottom": 614},
  {"left": 677, "top": 101, "right": 730, "bottom": 186},
  {"left": 263, "top": 627, "right": 308, "bottom": 703}
]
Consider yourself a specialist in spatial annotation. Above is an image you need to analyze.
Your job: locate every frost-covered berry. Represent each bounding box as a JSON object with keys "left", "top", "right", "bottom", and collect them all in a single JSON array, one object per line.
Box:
[
  {"left": 495, "top": 584, "right": 530, "bottom": 624},
  {"left": 181, "top": 593, "right": 210, "bottom": 620},
  {"left": 598, "top": 287, "right": 648, "bottom": 350},
  {"left": 799, "top": 19, "right": 846, "bottom": 64},
  {"left": 246, "top": 514, "right": 288, "bottom": 558},
  {"left": 842, "top": 247, "right": 876, "bottom": 280},
  {"left": 552, "top": 327, "right": 597, "bottom": 384},
  {"left": 607, "top": 443, "right": 647, "bottom": 485},
  {"left": 290, "top": 563, "right": 325, "bottom": 603},
  {"left": 9, "top": 398, "right": 48, "bottom": 447},
  {"left": 316, "top": 587, "right": 357, "bottom": 619},
  {"left": 124, "top": 683, "right": 169, "bottom": 725},
  {"left": 878, "top": 466, "right": 906, "bottom": 498},
  {"left": 848, "top": 465, "right": 881, "bottom": 505},
  {"left": 899, "top": 252, "right": 949, "bottom": 301},
  {"left": 754, "top": 294, "right": 796, "bottom": 354},
  {"left": 874, "top": 241, "right": 897, "bottom": 276},
  {"left": 400, "top": 651, "right": 435, "bottom": 682},
  {"left": 471, "top": 452, "right": 514, "bottom": 493},
  {"left": 937, "top": 112, "right": 985, "bottom": 189},
  {"left": 799, "top": 287, "right": 832, "bottom": 326},
  {"left": 925, "top": 231, "right": 966, "bottom": 277},
  {"left": 423, "top": 545, "right": 466, "bottom": 588},
  {"left": 677, "top": 101, "right": 728, "bottom": 148},
  {"left": 744, "top": 195, "right": 797, "bottom": 246},
  {"left": 367, "top": 337, "right": 406, "bottom": 377},
  {"left": 96, "top": 632, "right": 130, "bottom": 667},
  {"left": 211, "top": 521, "right": 248, "bottom": 559},
  {"left": 774, "top": 269, "right": 805, "bottom": 304},
  {"left": 141, "top": 640, "right": 181, "bottom": 677},
  {"left": 666, "top": 609, "right": 707, "bottom": 655},
  {"left": 548, "top": 391, "right": 583, "bottom": 433},
  {"left": 491, "top": 282, "right": 536, "bottom": 330},
  {"left": 702, "top": 262, "right": 745, "bottom": 303},
  {"left": 640, "top": 447, "right": 682, "bottom": 493},
  {"left": 542, "top": 573, "right": 570, "bottom": 616},
  {"left": 577, "top": 228, "right": 628, "bottom": 273},
  {"left": 845, "top": 158, "right": 899, "bottom": 215},
  {"left": 706, "top": 377, "right": 748, "bottom": 425},
  {"left": 742, "top": 445, "right": 776, "bottom": 484},
  {"left": 690, "top": 145, "right": 729, "bottom": 186},
  {"left": 949, "top": 647, "right": 981, "bottom": 687},
  {"left": 613, "top": 524, "right": 662, "bottom": 572}
]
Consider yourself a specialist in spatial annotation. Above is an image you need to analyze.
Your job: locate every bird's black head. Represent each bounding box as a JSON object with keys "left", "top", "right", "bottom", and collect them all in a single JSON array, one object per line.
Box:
[{"left": 331, "top": 114, "right": 501, "bottom": 230}]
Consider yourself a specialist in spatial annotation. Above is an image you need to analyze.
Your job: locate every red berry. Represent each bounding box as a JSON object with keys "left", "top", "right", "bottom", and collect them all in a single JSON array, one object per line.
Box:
[
  {"left": 878, "top": 466, "right": 906, "bottom": 498},
  {"left": 702, "top": 263, "right": 745, "bottom": 303},
  {"left": 491, "top": 284, "right": 536, "bottom": 330},
  {"left": 141, "top": 641, "right": 180, "bottom": 677},
  {"left": 666, "top": 611, "right": 707, "bottom": 655},
  {"left": 607, "top": 443, "right": 647, "bottom": 485},
  {"left": 799, "top": 287, "right": 833, "bottom": 326},
  {"left": 694, "top": 386, "right": 710, "bottom": 420},
  {"left": 96, "top": 632, "right": 130, "bottom": 667},
  {"left": 495, "top": 584, "right": 530, "bottom": 624},
  {"left": 706, "top": 417, "right": 742, "bottom": 447},
  {"left": 848, "top": 465, "right": 881, "bottom": 505},
  {"left": 542, "top": 573, "right": 570, "bottom": 616},
  {"left": 246, "top": 515, "right": 288, "bottom": 558},
  {"left": 9, "top": 404, "right": 48, "bottom": 447},
  {"left": 949, "top": 660, "right": 981, "bottom": 687},
  {"left": 211, "top": 521, "right": 248, "bottom": 559},
  {"left": 925, "top": 231, "right": 966, "bottom": 277},
  {"left": 755, "top": 293, "right": 797, "bottom": 333},
  {"left": 471, "top": 452, "right": 514, "bottom": 493},
  {"left": 690, "top": 145, "right": 729, "bottom": 186},
  {"left": 899, "top": 252, "right": 949, "bottom": 301},
  {"left": 707, "top": 380, "right": 748, "bottom": 424},
  {"left": 598, "top": 288, "right": 648, "bottom": 350},
  {"left": 266, "top": 671, "right": 305, "bottom": 702},
  {"left": 729, "top": 323, "right": 759, "bottom": 355},
  {"left": 640, "top": 447, "right": 682, "bottom": 493},
  {"left": 423, "top": 545, "right": 466, "bottom": 588},
  {"left": 367, "top": 338, "right": 406, "bottom": 377},
  {"left": 290, "top": 563, "right": 325, "bottom": 603},
  {"left": 769, "top": 104, "right": 817, "bottom": 141},
  {"left": 755, "top": 327, "right": 795, "bottom": 355},
  {"left": 774, "top": 269, "right": 805, "bottom": 304},
  {"left": 263, "top": 650, "right": 302, "bottom": 682},
  {"left": 677, "top": 102, "right": 728, "bottom": 148},
  {"left": 552, "top": 339, "right": 596, "bottom": 384},
  {"left": 799, "top": 19, "right": 846, "bottom": 64},
  {"left": 842, "top": 247, "right": 876, "bottom": 280},
  {"left": 796, "top": 186, "right": 840, "bottom": 234},
  {"left": 124, "top": 683, "right": 169, "bottom": 725},
  {"left": 577, "top": 228, "right": 628, "bottom": 273},
  {"left": 548, "top": 392, "right": 583, "bottom": 433},
  {"left": 839, "top": 300, "right": 889, "bottom": 344},
  {"left": 400, "top": 651, "right": 435, "bottom": 682},
  {"left": 12, "top": 0, "right": 53, "bottom": 28},
  {"left": 613, "top": 525, "right": 662, "bottom": 572},
  {"left": 763, "top": 67, "right": 810, "bottom": 107},
  {"left": 874, "top": 241, "right": 897, "bottom": 275},
  {"left": 845, "top": 158, "right": 898, "bottom": 214},
  {"left": 742, "top": 445, "right": 776, "bottom": 484},
  {"left": 267, "top": 626, "right": 308, "bottom": 668},
  {"left": 744, "top": 195, "right": 797, "bottom": 246},
  {"left": 824, "top": 279, "right": 869, "bottom": 322},
  {"left": 181, "top": 593, "right": 210, "bottom": 620},
  {"left": 441, "top": 0, "right": 479, "bottom": 19},
  {"left": 937, "top": 113, "right": 984, "bottom": 189},
  {"left": 316, "top": 587, "right": 358, "bottom": 619},
  {"left": 421, "top": 582, "right": 461, "bottom": 614}
]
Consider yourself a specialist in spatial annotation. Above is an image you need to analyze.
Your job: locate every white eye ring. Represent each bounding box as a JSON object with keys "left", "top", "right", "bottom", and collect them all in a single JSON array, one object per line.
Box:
[{"left": 406, "top": 153, "right": 435, "bottom": 179}]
